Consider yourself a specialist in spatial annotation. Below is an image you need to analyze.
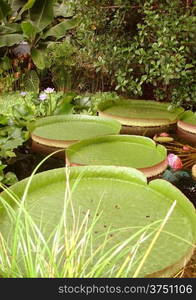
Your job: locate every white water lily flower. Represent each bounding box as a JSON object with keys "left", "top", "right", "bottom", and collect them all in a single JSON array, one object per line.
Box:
[
  {"left": 39, "top": 93, "right": 48, "bottom": 101},
  {"left": 20, "top": 92, "right": 27, "bottom": 97},
  {"left": 44, "top": 87, "right": 55, "bottom": 94}
]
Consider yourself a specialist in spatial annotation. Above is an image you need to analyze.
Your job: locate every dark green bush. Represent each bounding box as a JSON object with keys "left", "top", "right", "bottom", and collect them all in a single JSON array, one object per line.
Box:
[
  {"left": 0, "top": 0, "right": 195, "bottom": 109},
  {"left": 66, "top": 0, "right": 196, "bottom": 108}
]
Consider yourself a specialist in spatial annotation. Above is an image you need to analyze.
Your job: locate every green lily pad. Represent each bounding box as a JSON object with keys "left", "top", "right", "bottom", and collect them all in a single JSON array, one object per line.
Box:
[
  {"left": 67, "top": 135, "right": 168, "bottom": 177},
  {"left": 178, "top": 111, "right": 196, "bottom": 134},
  {"left": 0, "top": 166, "right": 195, "bottom": 277},
  {"left": 30, "top": 114, "right": 121, "bottom": 148},
  {"left": 98, "top": 100, "right": 184, "bottom": 127}
]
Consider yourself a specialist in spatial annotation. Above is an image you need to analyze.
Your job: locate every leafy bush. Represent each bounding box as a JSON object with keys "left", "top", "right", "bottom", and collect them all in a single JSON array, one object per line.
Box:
[
  {"left": 0, "top": 89, "right": 77, "bottom": 184},
  {"left": 0, "top": 0, "right": 79, "bottom": 92},
  {"left": 67, "top": 0, "right": 196, "bottom": 108},
  {"left": 0, "top": 0, "right": 195, "bottom": 108}
]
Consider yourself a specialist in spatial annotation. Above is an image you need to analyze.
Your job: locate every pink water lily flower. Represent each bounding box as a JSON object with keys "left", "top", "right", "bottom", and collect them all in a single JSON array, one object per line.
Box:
[
  {"left": 159, "top": 132, "right": 170, "bottom": 137},
  {"left": 182, "top": 145, "right": 191, "bottom": 151},
  {"left": 167, "top": 153, "right": 183, "bottom": 170}
]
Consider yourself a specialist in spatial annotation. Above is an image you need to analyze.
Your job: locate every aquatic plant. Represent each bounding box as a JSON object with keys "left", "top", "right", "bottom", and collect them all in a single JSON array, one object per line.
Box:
[
  {"left": 0, "top": 162, "right": 195, "bottom": 278},
  {"left": 165, "top": 141, "right": 196, "bottom": 169},
  {"left": 167, "top": 154, "right": 183, "bottom": 171},
  {"left": 67, "top": 135, "right": 168, "bottom": 177}
]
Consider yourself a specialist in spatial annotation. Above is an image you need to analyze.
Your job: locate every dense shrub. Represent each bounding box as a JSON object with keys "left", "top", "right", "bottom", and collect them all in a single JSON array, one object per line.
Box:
[
  {"left": 67, "top": 0, "right": 195, "bottom": 108},
  {"left": 0, "top": 0, "right": 195, "bottom": 108}
]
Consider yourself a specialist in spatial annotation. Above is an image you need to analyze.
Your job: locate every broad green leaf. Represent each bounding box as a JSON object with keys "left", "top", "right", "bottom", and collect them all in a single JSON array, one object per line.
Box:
[
  {"left": 31, "top": 48, "right": 46, "bottom": 70},
  {"left": 53, "top": 103, "right": 73, "bottom": 115},
  {"left": 98, "top": 99, "right": 184, "bottom": 126},
  {"left": 21, "top": 21, "right": 37, "bottom": 39},
  {"left": 0, "top": 24, "right": 21, "bottom": 34},
  {"left": 30, "top": 0, "right": 54, "bottom": 32},
  {"left": 0, "top": 34, "right": 24, "bottom": 47},
  {"left": 30, "top": 114, "right": 121, "bottom": 148},
  {"left": 44, "top": 19, "right": 79, "bottom": 39},
  {"left": 53, "top": 93, "right": 76, "bottom": 115},
  {"left": 23, "top": 70, "right": 39, "bottom": 92}
]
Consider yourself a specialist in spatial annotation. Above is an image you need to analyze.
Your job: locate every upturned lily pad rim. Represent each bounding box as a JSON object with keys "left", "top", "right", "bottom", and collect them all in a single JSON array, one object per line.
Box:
[
  {"left": 98, "top": 99, "right": 184, "bottom": 127},
  {"left": 29, "top": 114, "right": 121, "bottom": 148},
  {"left": 66, "top": 135, "right": 168, "bottom": 177},
  {"left": 0, "top": 166, "right": 195, "bottom": 278},
  {"left": 178, "top": 111, "right": 196, "bottom": 134}
]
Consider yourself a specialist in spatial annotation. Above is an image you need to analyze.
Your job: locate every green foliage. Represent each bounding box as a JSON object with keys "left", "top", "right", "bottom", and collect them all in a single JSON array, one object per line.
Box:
[
  {"left": 0, "top": 89, "right": 77, "bottom": 184},
  {"left": 30, "top": 0, "right": 54, "bottom": 32},
  {"left": 73, "top": 92, "right": 121, "bottom": 115},
  {"left": 44, "top": 19, "right": 79, "bottom": 39},
  {"left": 0, "top": 33, "right": 24, "bottom": 47},
  {"left": 0, "top": 0, "right": 11, "bottom": 20},
  {"left": 0, "top": 165, "right": 195, "bottom": 277},
  {"left": 0, "top": 113, "right": 27, "bottom": 185},
  {"left": 22, "top": 70, "right": 40, "bottom": 92},
  {"left": 67, "top": 0, "right": 195, "bottom": 107},
  {"left": 0, "top": 0, "right": 195, "bottom": 104},
  {"left": 0, "top": 0, "right": 79, "bottom": 92},
  {"left": 46, "top": 39, "right": 77, "bottom": 91}
]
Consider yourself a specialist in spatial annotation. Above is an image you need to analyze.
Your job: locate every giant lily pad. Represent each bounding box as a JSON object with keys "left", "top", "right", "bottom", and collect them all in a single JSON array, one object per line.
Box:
[
  {"left": 0, "top": 166, "right": 195, "bottom": 277},
  {"left": 98, "top": 100, "right": 184, "bottom": 136},
  {"left": 177, "top": 111, "right": 196, "bottom": 146},
  {"left": 66, "top": 135, "right": 168, "bottom": 177},
  {"left": 178, "top": 111, "right": 196, "bottom": 133},
  {"left": 30, "top": 114, "right": 121, "bottom": 148}
]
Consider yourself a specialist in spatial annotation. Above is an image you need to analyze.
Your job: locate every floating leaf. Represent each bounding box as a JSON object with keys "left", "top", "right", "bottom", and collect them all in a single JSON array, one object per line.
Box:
[
  {"left": 0, "top": 166, "right": 195, "bottom": 277},
  {"left": 178, "top": 111, "right": 196, "bottom": 135},
  {"left": 67, "top": 135, "right": 168, "bottom": 177},
  {"left": 30, "top": 115, "right": 121, "bottom": 148},
  {"left": 98, "top": 99, "right": 184, "bottom": 127}
]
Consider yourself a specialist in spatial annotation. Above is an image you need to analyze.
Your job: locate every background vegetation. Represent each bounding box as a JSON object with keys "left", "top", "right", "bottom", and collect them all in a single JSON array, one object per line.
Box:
[{"left": 0, "top": 0, "right": 195, "bottom": 108}]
